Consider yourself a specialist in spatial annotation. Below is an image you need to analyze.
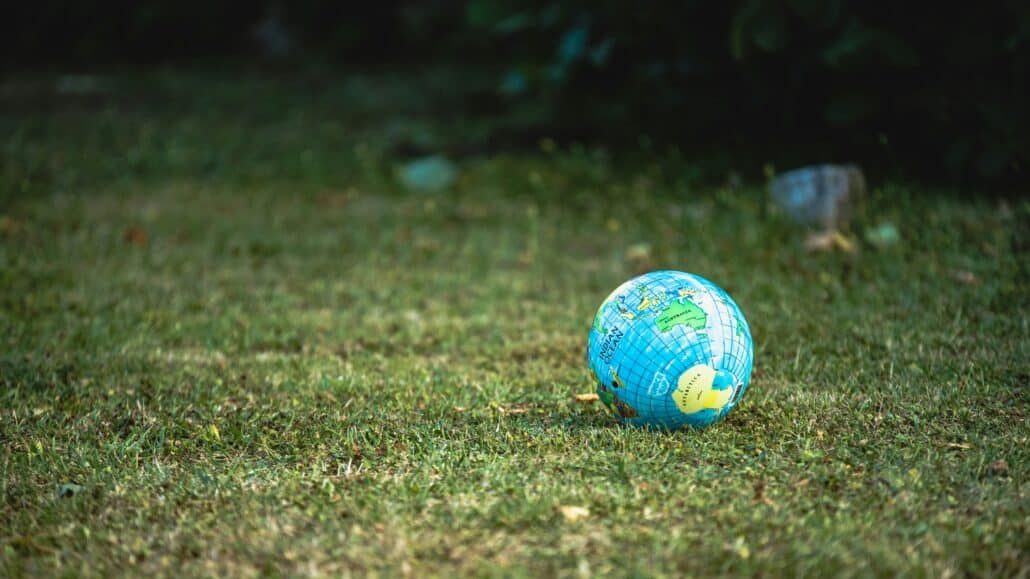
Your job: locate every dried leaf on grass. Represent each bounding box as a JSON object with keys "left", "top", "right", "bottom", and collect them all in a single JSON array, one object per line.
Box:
[
  {"left": 123, "top": 226, "right": 148, "bottom": 246},
  {"left": 953, "top": 271, "right": 979, "bottom": 285},
  {"left": 624, "top": 242, "right": 653, "bottom": 272},
  {"left": 990, "top": 459, "right": 1008, "bottom": 476},
  {"left": 558, "top": 505, "right": 590, "bottom": 522},
  {"left": 804, "top": 230, "right": 855, "bottom": 253},
  {"left": 0, "top": 216, "right": 23, "bottom": 236}
]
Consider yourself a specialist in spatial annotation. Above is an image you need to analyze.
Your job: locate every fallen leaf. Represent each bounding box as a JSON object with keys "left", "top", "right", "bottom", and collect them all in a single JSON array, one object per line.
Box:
[
  {"left": 804, "top": 230, "right": 855, "bottom": 253},
  {"left": 575, "top": 393, "right": 600, "bottom": 403},
  {"left": 123, "top": 226, "right": 148, "bottom": 246},
  {"left": 0, "top": 216, "right": 23, "bottom": 236},
  {"left": 990, "top": 459, "right": 1008, "bottom": 476},
  {"left": 624, "top": 243, "right": 653, "bottom": 271},
  {"left": 316, "top": 189, "right": 354, "bottom": 208},
  {"left": 804, "top": 232, "right": 833, "bottom": 251},
  {"left": 559, "top": 505, "right": 590, "bottom": 522},
  {"left": 953, "top": 271, "right": 979, "bottom": 285}
]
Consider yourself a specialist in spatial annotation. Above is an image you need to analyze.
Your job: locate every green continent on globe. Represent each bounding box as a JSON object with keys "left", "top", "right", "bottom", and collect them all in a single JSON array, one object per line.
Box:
[{"left": 656, "top": 299, "right": 707, "bottom": 333}]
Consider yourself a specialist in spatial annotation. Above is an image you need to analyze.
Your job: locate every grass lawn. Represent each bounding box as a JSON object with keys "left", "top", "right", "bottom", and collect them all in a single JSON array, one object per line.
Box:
[{"left": 2, "top": 69, "right": 1028, "bottom": 577}]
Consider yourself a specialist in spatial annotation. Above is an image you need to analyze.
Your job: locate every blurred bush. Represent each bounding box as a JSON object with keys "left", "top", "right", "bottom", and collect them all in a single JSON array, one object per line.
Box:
[
  {"left": 3, "top": 0, "right": 1026, "bottom": 185},
  {"left": 458, "top": 0, "right": 1028, "bottom": 185}
]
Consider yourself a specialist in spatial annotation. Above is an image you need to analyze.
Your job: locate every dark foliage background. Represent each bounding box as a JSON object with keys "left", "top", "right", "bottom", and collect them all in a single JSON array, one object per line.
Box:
[{"left": 4, "top": 0, "right": 1027, "bottom": 188}]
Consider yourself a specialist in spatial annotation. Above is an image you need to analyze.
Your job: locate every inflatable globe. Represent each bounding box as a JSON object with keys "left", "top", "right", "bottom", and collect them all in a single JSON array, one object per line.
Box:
[{"left": 586, "top": 270, "right": 754, "bottom": 430}]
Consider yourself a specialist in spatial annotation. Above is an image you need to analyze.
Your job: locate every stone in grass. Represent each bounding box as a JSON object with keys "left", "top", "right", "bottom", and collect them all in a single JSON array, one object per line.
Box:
[
  {"left": 769, "top": 164, "right": 866, "bottom": 229},
  {"left": 865, "top": 222, "right": 900, "bottom": 248},
  {"left": 398, "top": 155, "right": 457, "bottom": 193}
]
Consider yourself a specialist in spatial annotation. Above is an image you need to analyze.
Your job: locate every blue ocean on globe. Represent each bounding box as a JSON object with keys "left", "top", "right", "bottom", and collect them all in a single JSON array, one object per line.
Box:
[{"left": 586, "top": 270, "right": 754, "bottom": 430}]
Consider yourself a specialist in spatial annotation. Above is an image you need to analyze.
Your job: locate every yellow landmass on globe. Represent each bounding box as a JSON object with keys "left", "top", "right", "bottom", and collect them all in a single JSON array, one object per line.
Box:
[{"left": 672, "top": 365, "right": 732, "bottom": 414}]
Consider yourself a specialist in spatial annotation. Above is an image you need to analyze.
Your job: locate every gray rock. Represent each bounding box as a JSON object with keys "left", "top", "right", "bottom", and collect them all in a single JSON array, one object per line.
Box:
[
  {"left": 769, "top": 164, "right": 865, "bottom": 229},
  {"left": 399, "top": 155, "right": 457, "bottom": 193},
  {"left": 865, "top": 222, "right": 900, "bottom": 248}
]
